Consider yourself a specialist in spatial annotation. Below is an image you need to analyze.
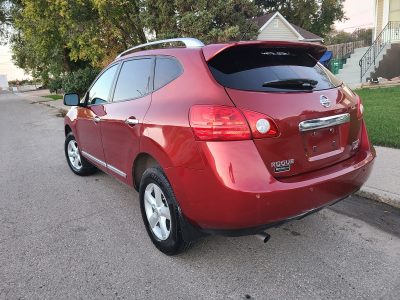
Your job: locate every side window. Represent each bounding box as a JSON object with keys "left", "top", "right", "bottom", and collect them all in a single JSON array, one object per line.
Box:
[
  {"left": 88, "top": 64, "right": 118, "bottom": 105},
  {"left": 113, "top": 58, "right": 153, "bottom": 102},
  {"left": 154, "top": 57, "right": 183, "bottom": 90}
]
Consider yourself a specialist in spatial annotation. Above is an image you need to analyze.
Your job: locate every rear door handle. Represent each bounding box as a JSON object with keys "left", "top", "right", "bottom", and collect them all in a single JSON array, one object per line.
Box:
[
  {"left": 93, "top": 116, "right": 101, "bottom": 123},
  {"left": 125, "top": 117, "right": 139, "bottom": 126}
]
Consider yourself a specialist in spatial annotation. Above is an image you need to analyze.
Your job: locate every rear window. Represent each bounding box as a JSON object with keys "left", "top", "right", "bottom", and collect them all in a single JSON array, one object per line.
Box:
[{"left": 208, "top": 47, "right": 341, "bottom": 92}]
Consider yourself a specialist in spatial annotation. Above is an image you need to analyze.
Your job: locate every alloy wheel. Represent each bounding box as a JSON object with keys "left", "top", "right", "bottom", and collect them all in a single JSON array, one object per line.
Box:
[
  {"left": 67, "top": 140, "right": 82, "bottom": 170},
  {"left": 144, "top": 183, "right": 171, "bottom": 240}
]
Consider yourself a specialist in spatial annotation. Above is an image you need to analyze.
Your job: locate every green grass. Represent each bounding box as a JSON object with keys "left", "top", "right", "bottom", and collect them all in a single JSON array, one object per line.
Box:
[
  {"left": 42, "top": 94, "right": 63, "bottom": 101},
  {"left": 356, "top": 86, "right": 400, "bottom": 149}
]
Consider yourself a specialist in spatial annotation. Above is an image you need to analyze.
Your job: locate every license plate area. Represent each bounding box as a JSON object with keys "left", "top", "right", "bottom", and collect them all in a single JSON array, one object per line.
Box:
[{"left": 302, "top": 126, "right": 343, "bottom": 161}]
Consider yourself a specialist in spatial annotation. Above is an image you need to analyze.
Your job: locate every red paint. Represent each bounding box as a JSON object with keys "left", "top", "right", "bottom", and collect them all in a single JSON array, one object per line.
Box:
[{"left": 65, "top": 40, "right": 375, "bottom": 231}]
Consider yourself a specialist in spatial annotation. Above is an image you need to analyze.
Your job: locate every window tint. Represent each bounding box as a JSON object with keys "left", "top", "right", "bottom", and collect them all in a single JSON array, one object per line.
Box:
[
  {"left": 154, "top": 57, "right": 183, "bottom": 90},
  {"left": 208, "top": 47, "right": 342, "bottom": 92},
  {"left": 113, "top": 58, "right": 153, "bottom": 102},
  {"left": 88, "top": 64, "right": 118, "bottom": 105}
]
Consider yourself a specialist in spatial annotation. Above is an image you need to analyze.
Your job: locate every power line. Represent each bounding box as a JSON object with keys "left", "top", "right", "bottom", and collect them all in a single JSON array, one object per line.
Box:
[{"left": 335, "top": 23, "right": 374, "bottom": 30}]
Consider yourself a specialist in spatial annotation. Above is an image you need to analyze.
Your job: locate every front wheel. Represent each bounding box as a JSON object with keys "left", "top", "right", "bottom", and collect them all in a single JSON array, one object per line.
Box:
[
  {"left": 139, "top": 167, "right": 191, "bottom": 255},
  {"left": 64, "top": 132, "right": 96, "bottom": 176}
]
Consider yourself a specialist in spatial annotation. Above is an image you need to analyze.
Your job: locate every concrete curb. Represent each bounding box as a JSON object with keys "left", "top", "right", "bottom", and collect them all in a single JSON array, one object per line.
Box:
[
  {"left": 39, "top": 101, "right": 68, "bottom": 116},
  {"left": 356, "top": 187, "right": 400, "bottom": 209},
  {"left": 17, "top": 93, "right": 69, "bottom": 116}
]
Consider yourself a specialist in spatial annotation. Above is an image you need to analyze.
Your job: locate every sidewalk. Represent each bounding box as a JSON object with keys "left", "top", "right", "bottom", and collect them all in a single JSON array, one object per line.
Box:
[
  {"left": 17, "top": 90, "right": 69, "bottom": 115},
  {"left": 14, "top": 91, "right": 400, "bottom": 209},
  {"left": 40, "top": 98, "right": 69, "bottom": 114},
  {"left": 356, "top": 146, "right": 400, "bottom": 208}
]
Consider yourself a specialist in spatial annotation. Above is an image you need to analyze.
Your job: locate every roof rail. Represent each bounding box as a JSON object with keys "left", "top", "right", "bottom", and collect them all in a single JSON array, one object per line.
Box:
[{"left": 116, "top": 38, "right": 205, "bottom": 59}]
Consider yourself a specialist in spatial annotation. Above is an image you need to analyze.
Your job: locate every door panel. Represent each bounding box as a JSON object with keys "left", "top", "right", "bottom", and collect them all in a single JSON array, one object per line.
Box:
[
  {"left": 75, "top": 64, "right": 119, "bottom": 167},
  {"left": 76, "top": 105, "right": 107, "bottom": 167},
  {"left": 100, "top": 57, "right": 154, "bottom": 181},
  {"left": 100, "top": 96, "right": 152, "bottom": 180}
]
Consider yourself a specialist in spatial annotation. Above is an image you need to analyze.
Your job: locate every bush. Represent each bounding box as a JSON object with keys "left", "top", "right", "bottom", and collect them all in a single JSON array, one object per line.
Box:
[
  {"left": 48, "top": 77, "right": 63, "bottom": 93},
  {"left": 62, "top": 67, "right": 100, "bottom": 96}
]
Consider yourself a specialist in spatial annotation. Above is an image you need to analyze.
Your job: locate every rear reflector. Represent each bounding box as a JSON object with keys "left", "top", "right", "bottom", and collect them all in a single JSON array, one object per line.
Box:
[
  {"left": 241, "top": 109, "right": 279, "bottom": 138},
  {"left": 189, "top": 105, "right": 251, "bottom": 141},
  {"left": 357, "top": 97, "right": 364, "bottom": 119}
]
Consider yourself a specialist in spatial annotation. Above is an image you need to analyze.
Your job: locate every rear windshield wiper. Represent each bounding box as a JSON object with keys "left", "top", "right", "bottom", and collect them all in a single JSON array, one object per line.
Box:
[{"left": 262, "top": 78, "right": 318, "bottom": 89}]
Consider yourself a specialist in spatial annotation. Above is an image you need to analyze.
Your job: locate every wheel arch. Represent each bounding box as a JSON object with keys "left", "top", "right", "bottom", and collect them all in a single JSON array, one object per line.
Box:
[
  {"left": 132, "top": 153, "right": 161, "bottom": 191},
  {"left": 132, "top": 134, "right": 176, "bottom": 189},
  {"left": 65, "top": 124, "right": 72, "bottom": 137}
]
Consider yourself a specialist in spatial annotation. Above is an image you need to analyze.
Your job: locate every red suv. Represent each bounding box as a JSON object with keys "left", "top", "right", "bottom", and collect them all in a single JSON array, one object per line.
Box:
[{"left": 64, "top": 38, "right": 375, "bottom": 255}]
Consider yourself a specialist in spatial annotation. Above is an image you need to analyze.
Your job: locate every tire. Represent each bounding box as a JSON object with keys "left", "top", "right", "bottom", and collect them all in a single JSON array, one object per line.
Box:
[
  {"left": 139, "top": 167, "right": 192, "bottom": 255},
  {"left": 64, "top": 132, "right": 96, "bottom": 176}
]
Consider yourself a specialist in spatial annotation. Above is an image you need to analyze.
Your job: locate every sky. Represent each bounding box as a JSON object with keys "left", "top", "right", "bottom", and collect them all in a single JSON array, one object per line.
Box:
[
  {"left": 0, "top": 0, "right": 376, "bottom": 81},
  {"left": 335, "top": 0, "right": 375, "bottom": 32}
]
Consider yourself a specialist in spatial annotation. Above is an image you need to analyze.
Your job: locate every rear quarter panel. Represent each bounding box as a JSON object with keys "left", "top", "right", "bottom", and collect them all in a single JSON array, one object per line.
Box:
[{"left": 141, "top": 49, "right": 235, "bottom": 170}]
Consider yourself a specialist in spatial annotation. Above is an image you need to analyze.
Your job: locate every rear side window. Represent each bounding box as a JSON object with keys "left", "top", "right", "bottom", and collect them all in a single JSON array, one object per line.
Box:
[
  {"left": 208, "top": 47, "right": 341, "bottom": 92},
  {"left": 113, "top": 58, "right": 153, "bottom": 102},
  {"left": 154, "top": 57, "right": 183, "bottom": 90}
]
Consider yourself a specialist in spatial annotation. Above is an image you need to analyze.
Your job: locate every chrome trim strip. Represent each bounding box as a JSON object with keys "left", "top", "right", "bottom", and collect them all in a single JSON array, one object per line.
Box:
[
  {"left": 116, "top": 38, "right": 205, "bottom": 58},
  {"left": 81, "top": 151, "right": 107, "bottom": 167},
  {"left": 81, "top": 151, "right": 127, "bottom": 178},
  {"left": 107, "top": 164, "right": 127, "bottom": 178},
  {"left": 299, "top": 113, "right": 350, "bottom": 132}
]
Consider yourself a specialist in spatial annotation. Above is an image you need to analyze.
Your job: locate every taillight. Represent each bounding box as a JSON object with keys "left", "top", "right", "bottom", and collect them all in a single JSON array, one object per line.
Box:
[
  {"left": 189, "top": 105, "right": 280, "bottom": 141},
  {"left": 357, "top": 97, "right": 364, "bottom": 119},
  {"left": 189, "top": 105, "right": 251, "bottom": 141},
  {"left": 241, "top": 109, "right": 279, "bottom": 138}
]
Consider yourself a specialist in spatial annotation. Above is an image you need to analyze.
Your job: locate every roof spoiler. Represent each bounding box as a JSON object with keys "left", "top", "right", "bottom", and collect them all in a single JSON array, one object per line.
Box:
[{"left": 202, "top": 41, "right": 327, "bottom": 62}]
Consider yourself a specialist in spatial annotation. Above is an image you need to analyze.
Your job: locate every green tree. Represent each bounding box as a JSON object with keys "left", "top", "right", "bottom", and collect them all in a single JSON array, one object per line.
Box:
[
  {"left": 143, "top": 0, "right": 259, "bottom": 43},
  {"left": 0, "top": 0, "right": 11, "bottom": 41},
  {"left": 255, "top": 0, "right": 346, "bottom": 38},
  {"left": 8, "top": 0, "right": 259, "bottom": 80},
  {"left": 325, "top": 28, "right": 373, "bottom": 46},
  {"left": 9, "top": 0, "right": 94, "bottom": 81},
  {"left": 324, "top": 30, "right": 352, "bottom": 45}
]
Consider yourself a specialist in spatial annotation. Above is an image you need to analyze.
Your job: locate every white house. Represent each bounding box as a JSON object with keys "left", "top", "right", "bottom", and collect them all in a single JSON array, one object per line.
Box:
[
  {"left": 374, "top": 0, "right": 400, "bottom": 39},
  {"left": 0, "top": 45, "right": 31, "bottom": 82},
  {"left": 335, "top": 1, "right": 400, "bottom": 87},
  {"left": 253, "top": 12, "right": 323, "bottom": 43},
  {"left": 0, "top": 75, "right": 8, "bottom": 90}
]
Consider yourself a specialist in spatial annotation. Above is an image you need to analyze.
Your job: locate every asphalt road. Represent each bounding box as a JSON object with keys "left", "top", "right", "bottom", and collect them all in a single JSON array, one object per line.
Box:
[{"left": 1, "top": 91, "right": 399, "bottom": 299}]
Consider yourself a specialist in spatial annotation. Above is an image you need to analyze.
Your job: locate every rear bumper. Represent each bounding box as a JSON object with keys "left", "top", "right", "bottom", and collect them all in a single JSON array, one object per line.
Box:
[
  {"left": 165, "top": 125, "right": 375, "bottom": 231},
  {"left": 201, "top": 196, "right": 346, "bottom": 237}
]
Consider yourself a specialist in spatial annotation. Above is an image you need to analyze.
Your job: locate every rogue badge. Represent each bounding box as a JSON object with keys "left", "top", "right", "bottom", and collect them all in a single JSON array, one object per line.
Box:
[{"left": 271, "top": 159, "right": 295, "bottom": 173}]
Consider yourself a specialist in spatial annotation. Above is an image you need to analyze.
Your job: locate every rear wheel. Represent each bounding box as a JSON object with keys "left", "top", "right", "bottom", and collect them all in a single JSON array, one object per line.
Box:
[
  {"left": 64, "top": 133, "right": 96, "bottom": 176},
  {"left": 139, "top": 167, "right": 191, "bottom": 255}
]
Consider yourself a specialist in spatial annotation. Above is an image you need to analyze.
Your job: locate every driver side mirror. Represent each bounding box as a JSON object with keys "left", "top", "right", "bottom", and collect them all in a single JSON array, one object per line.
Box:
[{"left": 63, "top": 93, "right": 80, "bottom": 106}]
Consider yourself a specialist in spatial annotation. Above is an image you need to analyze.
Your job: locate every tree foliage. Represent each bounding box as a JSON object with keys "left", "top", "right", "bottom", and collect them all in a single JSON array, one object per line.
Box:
[
  {"left": 255, "top": 0, "right": 346, "bottom": 37},
  {"left": 143, "top": 0, "right": 259, "bottom": 43},
  {"left": 324, "top": 28, "right": 373, "bottom": 45},
  {"left": 10, "top": 0, "right": 93, "bottom": 82},
  {"left": 61, "top": 67, "right": 100, "bottom": 95},
  {"left": 0, "top": 0, "right": 11, "bottom": 41},
  {"left": 8, "top": 0, "right": 346, "bottom": 81},
  {"left": 9, "top": 0, "right": 259, "bottom": 80}
]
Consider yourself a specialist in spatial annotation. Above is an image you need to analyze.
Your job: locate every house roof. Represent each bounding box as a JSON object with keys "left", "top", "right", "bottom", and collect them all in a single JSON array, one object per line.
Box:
[{"left": 252, "top": 12, "right": 323, "bottom": 41}]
